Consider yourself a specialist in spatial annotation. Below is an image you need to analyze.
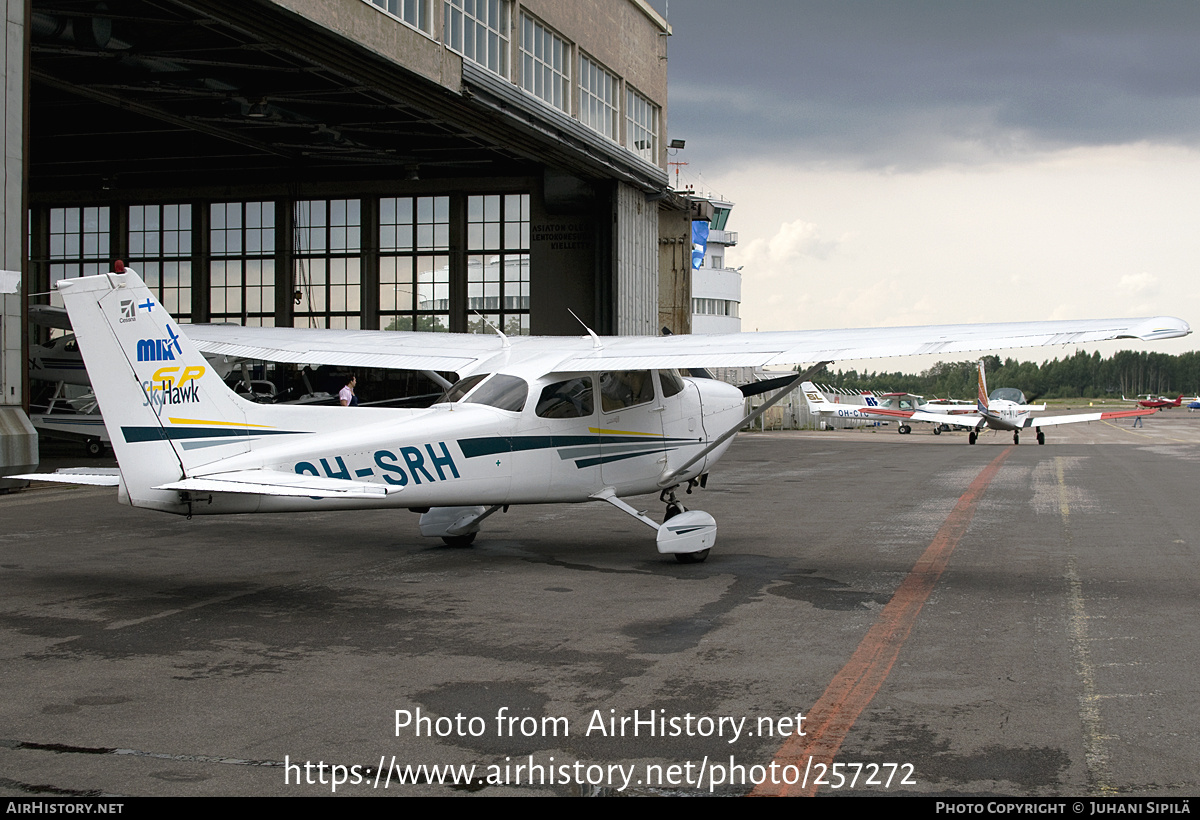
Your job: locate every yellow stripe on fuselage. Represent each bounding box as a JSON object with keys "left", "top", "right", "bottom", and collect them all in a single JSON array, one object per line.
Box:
[
  {"left": 168, "top": 417, "right": 276, "bottom": 429},
  {"left": 589, "top": 427, "right": 659, "bottom": 437}
]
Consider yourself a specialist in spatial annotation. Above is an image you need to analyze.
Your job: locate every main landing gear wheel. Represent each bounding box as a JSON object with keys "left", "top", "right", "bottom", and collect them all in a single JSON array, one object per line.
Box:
[
  {"left": 675, "top": 549, "right": 710, "bottom": 564},
  {"left": 968, "top": 432, "right": 977, "bottom": 445},
  {"left": 85, "top": 438, "right": 105, "bottom": 457},
  {"left": 933, "top": 426, "right": 941, "bottom": 435},
  {"left": 898, "top": 424, "right": 911, "bottom": 434},
  {"left": 664, "top": 502, "right": 685, "bottom": 520},
  {"left": 1013, "top": 432, "right": 1020, "bottom": 445},
  {"left": 441, "top": 532, "right": 477, "bottom": 547},
  {"left": 1037, "top": 431, "right": 1045, "bottom": 445}
]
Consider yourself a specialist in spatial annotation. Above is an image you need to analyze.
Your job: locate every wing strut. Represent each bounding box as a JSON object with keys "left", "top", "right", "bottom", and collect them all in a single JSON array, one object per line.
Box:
[{"left": 658, "top": 361, "right": 832, "bottom": 487}]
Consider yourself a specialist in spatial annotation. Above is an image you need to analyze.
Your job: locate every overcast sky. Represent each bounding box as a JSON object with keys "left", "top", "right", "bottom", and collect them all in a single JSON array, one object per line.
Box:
[{"left": 656, "top": 1, "right": 1200, "bottom": 368}]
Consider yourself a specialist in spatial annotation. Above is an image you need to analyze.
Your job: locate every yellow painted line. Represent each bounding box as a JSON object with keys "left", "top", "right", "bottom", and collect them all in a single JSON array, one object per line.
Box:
[
  {"left": 168, "top": 417, "right": 276, "bottom": 429},
  {"left": 588, "top": 427, "right": 658, "bottom": 437}
]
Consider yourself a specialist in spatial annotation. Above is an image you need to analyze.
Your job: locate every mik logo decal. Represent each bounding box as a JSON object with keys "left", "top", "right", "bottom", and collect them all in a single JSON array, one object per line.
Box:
[
  {"left": 295, "top": 443, "right": 460, "bottom": 488},
  {"left": 142, "top": 365, "right": 205, "bottom": 408},
  {"left": 136, "top": 325, "right": 183, "bottom": 362}
]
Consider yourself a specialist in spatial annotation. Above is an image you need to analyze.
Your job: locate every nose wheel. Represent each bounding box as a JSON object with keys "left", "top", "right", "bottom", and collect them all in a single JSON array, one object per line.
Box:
[{"left": 968, "top": 431, "right": 977, "bottom": 445}]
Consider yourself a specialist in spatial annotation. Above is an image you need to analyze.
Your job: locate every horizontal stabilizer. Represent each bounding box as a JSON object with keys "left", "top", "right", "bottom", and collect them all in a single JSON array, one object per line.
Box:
[
  {"left": 11, "top": 468, "right": 121, "bottom": 486},
  {"left": 156, "top": 469, "right": 399, "bottom": 498}
]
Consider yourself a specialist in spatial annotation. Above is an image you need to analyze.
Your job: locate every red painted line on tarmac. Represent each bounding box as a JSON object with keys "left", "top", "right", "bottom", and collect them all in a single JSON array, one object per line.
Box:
[{"left": 750, "top": 447, "right": 1013, "bottom": 797}]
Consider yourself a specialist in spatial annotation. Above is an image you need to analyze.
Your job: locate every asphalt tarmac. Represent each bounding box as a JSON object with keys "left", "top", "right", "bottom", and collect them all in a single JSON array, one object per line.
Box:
[{"left": 2, "top": 411, "right": 1198, "bottom": 797}]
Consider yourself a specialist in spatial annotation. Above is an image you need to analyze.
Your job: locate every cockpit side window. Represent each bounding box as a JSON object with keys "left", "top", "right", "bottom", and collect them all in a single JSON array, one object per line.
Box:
[
  {"left": 465, "top": 375, "right": 529, "bottom": 412},
  {"left": 659, "top": 369, "right": 686, "bottom": 398},
  {"left": 536, "top": 376, "right": 594, "bottom": 419},
  {"left": 434, "top": 373, "right": 488, "bottom": 404},
  {"left": 599, "top": 370, "right": 654, "bottom": 413}
]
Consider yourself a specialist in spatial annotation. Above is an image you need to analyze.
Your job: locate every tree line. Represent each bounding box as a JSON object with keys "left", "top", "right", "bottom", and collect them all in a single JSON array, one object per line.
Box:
[{"left": 810, "top": 350, "right": 1200, "bottom": 400}]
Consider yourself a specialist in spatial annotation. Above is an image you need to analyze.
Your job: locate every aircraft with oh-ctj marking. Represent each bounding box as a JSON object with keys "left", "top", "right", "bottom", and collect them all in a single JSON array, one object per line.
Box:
[{"left": 16, "top": 268, "right": 1190, "bottom": 563}]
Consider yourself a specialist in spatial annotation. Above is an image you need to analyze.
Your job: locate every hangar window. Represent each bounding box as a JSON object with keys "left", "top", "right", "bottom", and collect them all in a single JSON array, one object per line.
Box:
[
  {"left": 467, "top": 193, "right": 530, "bottom": 336},
  {"left": 444, "top": 0, "right": 509, "bottom": 78},
  {"left": 47, "top": 207, "right": 109, "bottom": 306},
  {"left": 366, "top": 0, "right": 432, "bottom": 34},
  {"left": 626, "top": 87, "right": 659, "bottom": 164},
  {"left": 520, "top": 14, "right": 570, "bottom": 113},
  {"left": 294, "top": 199, "right": 362, "bottom": 329},
  {"left": 579, "top": 54, "right": 619, "bottom": 141},
  {"left": 692, "top": 298, "right": 739, "bottom": 318},
  {"left": 129, "top": 204, "right": 192, "bottom": 321},
  {"left": 380, "top": 195, "right": 451, "bottom": 332},
  {"left": 210, "top": 202, "right": 276, "bottom": 327}
]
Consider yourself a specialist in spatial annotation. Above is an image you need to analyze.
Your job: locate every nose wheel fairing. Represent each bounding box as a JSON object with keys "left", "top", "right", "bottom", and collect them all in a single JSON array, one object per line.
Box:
[{"left": 590, "top": 487, "right": 715, "bottom": 562}]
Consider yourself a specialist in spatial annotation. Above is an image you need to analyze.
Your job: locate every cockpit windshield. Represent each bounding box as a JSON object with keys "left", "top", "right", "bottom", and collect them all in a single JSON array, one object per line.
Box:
[
  {"left": 464, "top": 375, "right": 528, "bottom": 412},
  {"left": 435, "top": 374, "right": 488, "bottom": 404},
  {"left": 434, "top": 374, "right": 529, "bottom": 412},
  {"left": 988, "top": 387, "right": 1026, "bottom": 404}
]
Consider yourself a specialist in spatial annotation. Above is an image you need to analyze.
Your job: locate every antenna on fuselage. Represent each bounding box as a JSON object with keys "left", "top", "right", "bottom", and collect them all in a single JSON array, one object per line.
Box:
[
  {"left": 472, "top": 311, "right": 510, "bottom": 348},
  {"left": 568, "top": 308, "right": 603, "bottom": 349}
]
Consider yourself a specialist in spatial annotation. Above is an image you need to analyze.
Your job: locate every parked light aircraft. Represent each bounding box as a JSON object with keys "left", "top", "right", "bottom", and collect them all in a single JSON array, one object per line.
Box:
[
  {"left": 1121, "top": 393, "right": 1184, "bottom": 409},
  {"left": 801, "top": 385, "right": 973, "bottom": 435},
  {"left": 15, "top": 269, "right": 1190, "bottom": 562},
  {"left": 863, "top": 361, "right": 1159, "bottom": 445}
]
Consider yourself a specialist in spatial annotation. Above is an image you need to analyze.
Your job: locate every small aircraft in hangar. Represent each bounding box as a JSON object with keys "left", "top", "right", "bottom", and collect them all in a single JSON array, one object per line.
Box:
[
  {"left": 851, "top": 360, "right": 1160, "bottom": 445},
  {"left": 16, "top": 269, "right": 1191, "bottom": 562}
]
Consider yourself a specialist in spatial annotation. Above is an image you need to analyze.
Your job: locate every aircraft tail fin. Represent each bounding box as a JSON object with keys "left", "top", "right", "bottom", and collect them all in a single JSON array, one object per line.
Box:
[
  {"left": 976, "top": 360, "right": 990, "bottom": 413},
  {"left": 800, "top": 382, "right": 834, "bottom": 411},
  {"left": 57, "top": 269, "right": 279, "bottom": 511}
]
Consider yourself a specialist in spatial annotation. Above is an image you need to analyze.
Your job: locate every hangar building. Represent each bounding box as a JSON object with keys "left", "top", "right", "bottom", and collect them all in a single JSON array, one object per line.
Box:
[{"left": 1, "top": 0, "right": 681, "bottom": 474}]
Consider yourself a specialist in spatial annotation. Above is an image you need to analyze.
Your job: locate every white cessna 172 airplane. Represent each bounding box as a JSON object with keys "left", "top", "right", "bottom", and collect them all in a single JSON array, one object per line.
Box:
[
  {"left": 839, "top": 360, "right": 1159, "bottom": 446},
  {"left": 16, "top": 269, "right": 1190, "bottom": 562}
]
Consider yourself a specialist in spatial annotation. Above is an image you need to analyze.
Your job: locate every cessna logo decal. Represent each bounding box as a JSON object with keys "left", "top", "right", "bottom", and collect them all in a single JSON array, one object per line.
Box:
[
  {"left": 119, "top": 299, "right": 137, "bottom": 324},
  {"left": 136, "top": 325, "right": 184, "bottom": 362}
]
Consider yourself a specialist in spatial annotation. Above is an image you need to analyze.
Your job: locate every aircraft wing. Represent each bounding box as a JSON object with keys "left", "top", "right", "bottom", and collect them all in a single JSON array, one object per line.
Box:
[
  {"left": 186, "top": 315, "right": 1190, "bottom": 375},
  {"left": 1028, "top": 408, "right": 1156, "bottom": 428}
]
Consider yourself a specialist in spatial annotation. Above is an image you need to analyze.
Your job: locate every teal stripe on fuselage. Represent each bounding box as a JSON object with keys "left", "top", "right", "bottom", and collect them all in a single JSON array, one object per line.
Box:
[
  {"left": 122, "top": 426, "right": 309, "bottom": 443},
  {"left": 457, "top": 434, "right": 697, "bottom": 458}
]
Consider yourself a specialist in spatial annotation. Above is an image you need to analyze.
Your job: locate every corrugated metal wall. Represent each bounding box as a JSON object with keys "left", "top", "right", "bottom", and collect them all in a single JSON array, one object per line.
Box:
[
  {"left": 0, "top": 0, "right": 35, "bottom": 477},
  {"left": 614, "top": 181, "right": 657, "bottom": 335}
]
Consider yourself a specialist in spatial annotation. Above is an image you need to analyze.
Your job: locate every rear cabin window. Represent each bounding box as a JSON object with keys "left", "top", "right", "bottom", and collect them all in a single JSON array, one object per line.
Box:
[
  {"left": 599, "top": 370, "right": 654, "bottom": 413},
  {"left": 536, "top": 376, "right": 594, "bottom": 418}
]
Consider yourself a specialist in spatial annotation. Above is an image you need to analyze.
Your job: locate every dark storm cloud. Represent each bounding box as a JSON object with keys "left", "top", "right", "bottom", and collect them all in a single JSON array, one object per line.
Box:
[{"left": 659, "top": 1, "right": 1200, "bottom": 167}]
